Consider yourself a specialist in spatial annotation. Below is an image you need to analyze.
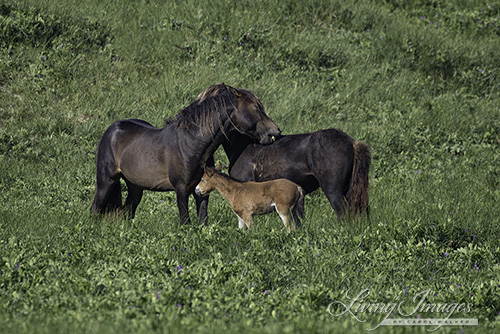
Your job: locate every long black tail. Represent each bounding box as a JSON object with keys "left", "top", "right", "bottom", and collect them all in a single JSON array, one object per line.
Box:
[
  {"left": 106, "top": 181, "right": 123, "bottom": 212},
  {"left": 346, "top": 141, "right": 371, "bottom": 217}
]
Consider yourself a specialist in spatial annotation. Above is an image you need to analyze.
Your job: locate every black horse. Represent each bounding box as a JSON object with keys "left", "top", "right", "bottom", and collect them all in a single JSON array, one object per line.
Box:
[
  {"left": 90, "top": 83, "right": 281, "bottom": 224},
  {"left": 221, "top": 129, "right": 370, "bottom": 219}
]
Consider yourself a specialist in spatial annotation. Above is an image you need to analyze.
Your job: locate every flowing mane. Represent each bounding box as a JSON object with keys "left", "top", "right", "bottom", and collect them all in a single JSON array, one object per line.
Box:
[
  {"left": 174, "top": 84, "right": 235, "bottom": 134},
  {"left": 162, "top": 84, "right": 243, "bottom": 137},
  {"left": 165, "top": 84, "right": 265, "bottom": 133}
]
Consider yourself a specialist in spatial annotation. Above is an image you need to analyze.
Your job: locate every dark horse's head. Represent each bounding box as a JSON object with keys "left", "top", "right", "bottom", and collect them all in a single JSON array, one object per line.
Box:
[{"left": 194, "top": 83, "right": 281, "bottom": 145}]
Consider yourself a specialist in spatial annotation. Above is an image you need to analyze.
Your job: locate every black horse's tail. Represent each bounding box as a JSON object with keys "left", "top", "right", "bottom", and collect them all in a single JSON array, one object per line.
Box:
[{"left": 346, "top": 141, "right": 371, "bottom": 217}]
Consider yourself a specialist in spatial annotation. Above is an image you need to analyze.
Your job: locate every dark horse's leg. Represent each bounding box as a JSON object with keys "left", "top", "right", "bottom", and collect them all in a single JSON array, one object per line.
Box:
[
  {"left": 318, "top": 178, "right": 348, "bottom": 220},
  {"left": 123, "top": 181, "right": 144, "bottom": 218},
  {"left": 194, "top": 192, "right": 209, "bottom": 225},
  {"left": 175, "top": 188, "right": 191, "bottom": 225},
  {"left": 195, "top": 155, "right": 214, "bottom": 225}
]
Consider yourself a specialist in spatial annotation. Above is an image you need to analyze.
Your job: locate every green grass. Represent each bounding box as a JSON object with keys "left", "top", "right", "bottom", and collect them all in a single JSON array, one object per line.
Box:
[{"left": 1, "top": 0, "right": 499, "bottom": 333}]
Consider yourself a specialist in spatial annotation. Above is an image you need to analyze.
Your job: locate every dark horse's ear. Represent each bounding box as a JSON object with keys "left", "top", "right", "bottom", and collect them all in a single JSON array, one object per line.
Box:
[{"left": 221, "top": 82, "right": 235, "bottom": 95}]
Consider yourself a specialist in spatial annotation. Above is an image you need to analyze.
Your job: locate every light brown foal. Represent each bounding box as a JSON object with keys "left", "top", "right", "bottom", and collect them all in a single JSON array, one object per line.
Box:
[{"left": 195, "top": 166, "right": 304, "bottom": 232}]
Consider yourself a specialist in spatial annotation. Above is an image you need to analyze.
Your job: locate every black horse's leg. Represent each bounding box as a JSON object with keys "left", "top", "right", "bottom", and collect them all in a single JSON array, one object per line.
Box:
[
  {"left": 325, "top": 191, "right": 347, "bottom": 220},
  {"left": 91, "top": 174, "right": 122, "bottom": 214},
  {"left": 195, "top": 155, "right": 213, "bottom": 225},
  {"left": 318, "top": 180, "right": 347, "bottom": 220},
  {"left": 124, "top": 181, "right": 144, "bottom": 218},
  {"left": 194, "top": 192, "right": 209, "bottom": 225},
  {"left": 175, "top": 189, "right": 191, "bottom": 225}
]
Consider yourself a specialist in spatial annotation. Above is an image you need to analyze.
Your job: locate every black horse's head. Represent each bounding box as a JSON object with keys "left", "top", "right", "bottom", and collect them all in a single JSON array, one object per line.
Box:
[{"left": 197, "top": 83, "right": 281, "bottom": 145}]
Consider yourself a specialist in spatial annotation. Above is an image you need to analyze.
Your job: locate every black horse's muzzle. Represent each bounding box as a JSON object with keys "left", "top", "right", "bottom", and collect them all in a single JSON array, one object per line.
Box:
[{"left": 260, "top": 129, "right": 281, "bottom": 145}]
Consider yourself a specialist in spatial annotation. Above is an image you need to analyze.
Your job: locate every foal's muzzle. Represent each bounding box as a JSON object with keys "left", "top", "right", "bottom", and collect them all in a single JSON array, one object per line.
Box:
[{"left": 195, "top": 185, "right": 204, "bottom": 196}]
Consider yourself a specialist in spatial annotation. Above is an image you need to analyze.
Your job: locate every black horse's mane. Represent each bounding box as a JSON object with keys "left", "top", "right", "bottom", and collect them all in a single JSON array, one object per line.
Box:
[{"left": 163, "top": 83, "right": 262, "bottom": 137}]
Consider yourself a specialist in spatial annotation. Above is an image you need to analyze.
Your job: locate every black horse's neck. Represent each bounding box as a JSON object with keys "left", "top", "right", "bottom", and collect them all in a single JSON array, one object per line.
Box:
[
  {"left": 222, "top": 132, "right": 254, "bottom": 169},
  {"left": 199, "top": 130, "right": 229, "bottom": 166},
  {"left": 173, "top": 93, "right": 240, "bottom": 167}
]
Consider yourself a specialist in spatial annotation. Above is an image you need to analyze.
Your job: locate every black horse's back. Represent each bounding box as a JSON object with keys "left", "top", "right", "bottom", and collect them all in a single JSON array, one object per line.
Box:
[
  {"left": 225, "top": 128, "right": 370, "bottom": 219},
  {"left": 117, "top": 119, "right": 156, "bottom": 130},
  {"left": 229, "top": 129, "right": 353, "bottom": 192}
]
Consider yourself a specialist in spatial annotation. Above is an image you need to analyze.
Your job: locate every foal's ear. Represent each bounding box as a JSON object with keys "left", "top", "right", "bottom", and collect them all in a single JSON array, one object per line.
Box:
[
  {"left": 215, "top": 162, "right": 223, "bottom": 172},
  {"left": 204, "top": 166, "right": 215, "bottom": 176}
]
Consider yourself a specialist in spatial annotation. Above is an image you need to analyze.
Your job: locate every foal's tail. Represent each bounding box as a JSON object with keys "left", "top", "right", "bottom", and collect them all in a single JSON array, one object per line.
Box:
[
  {"left": 290, "top": 186, "right": 306, "bottom": 229},
  {"left": 346, "top": 141, "right": 371, "bottom": 217},
  {"left": 296, "top": 186, "right": 305, "bottom": 219}
]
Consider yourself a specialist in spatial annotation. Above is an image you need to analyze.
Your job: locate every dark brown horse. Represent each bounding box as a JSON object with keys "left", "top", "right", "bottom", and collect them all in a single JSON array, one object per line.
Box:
[
  {"left": 90, "top": 83, "right": 281, "bottom": 224},
  {"left": 221, "top": 129, "right": 370, "bottom": 220}
]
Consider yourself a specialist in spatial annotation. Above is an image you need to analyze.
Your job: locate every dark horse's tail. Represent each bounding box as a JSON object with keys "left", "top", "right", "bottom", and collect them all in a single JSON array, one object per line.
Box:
[{"left": 346, "top": 141, "right": 371, "bottom": 217}]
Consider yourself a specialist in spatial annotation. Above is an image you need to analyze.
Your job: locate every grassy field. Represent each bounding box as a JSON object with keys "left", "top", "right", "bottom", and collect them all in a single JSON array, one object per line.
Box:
[{"left": 1, "top": 0, "right": 499, "bottom": 333}]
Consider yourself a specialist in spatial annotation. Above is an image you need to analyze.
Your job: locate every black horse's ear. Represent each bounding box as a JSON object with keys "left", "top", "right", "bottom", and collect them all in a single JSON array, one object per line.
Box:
[{"left": 221, "top": 82, "right": 230, "bottom": 92}]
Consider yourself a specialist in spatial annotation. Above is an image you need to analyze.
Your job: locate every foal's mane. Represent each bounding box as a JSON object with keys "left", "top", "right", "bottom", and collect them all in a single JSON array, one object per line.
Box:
[
  {"left": 208, "top": 166, "right": 244, "bottom": 184},
  {"left": 165, "top": 83, "right": 262, "bottom": 137}
]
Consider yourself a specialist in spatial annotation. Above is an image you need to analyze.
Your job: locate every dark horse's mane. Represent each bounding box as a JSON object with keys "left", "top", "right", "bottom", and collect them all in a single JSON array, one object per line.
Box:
[{"left": 163, "top": 83, "right": 262, "bottom": 137}]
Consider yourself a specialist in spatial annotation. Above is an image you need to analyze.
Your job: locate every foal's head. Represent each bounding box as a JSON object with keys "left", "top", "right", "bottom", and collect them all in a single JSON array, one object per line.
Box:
[
  {"left": 197, "top": 83, "right": 281, "bottom": 145},
  {"left": 195, "top": 165, "right": 222, "bottom": 196}
]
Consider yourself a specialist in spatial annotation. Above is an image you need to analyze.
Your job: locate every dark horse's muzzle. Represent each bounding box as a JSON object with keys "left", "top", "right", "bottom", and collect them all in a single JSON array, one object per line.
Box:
[
  {"left": 260, "top": 131, "right": 281, "bottom": 145},
  {"left": 258, "top": 121, "right": 281, "bottom": 145}
]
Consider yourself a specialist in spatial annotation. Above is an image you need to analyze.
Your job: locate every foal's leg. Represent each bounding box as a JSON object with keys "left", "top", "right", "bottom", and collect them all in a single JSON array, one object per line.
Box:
[
  {"left": 236, "top": 212, "right": 254, "bottom": 230},
  {"left": 124, "top": 181, "right": 143, "bottom": 218},
  {"left": 235, "top": 214, "right": 247, "bottom": 230},
  {"left": 275, "top": 205, "right": 295, "bottom": 232}
]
